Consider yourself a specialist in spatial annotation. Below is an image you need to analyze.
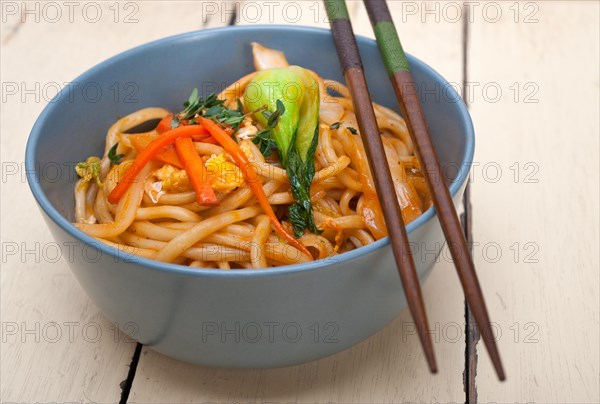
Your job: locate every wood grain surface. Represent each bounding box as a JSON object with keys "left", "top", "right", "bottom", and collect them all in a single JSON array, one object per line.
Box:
[{"left": 466, "top": 2, "right": 599, "bottom": 402}]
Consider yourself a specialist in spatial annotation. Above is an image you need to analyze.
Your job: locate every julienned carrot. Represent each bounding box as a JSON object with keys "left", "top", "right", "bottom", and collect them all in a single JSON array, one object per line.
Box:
[
  {"left": 156, "top": 114, "right": 224, "bottom": 145},
  {"left": 129, "top": 133, "right": 183, "bottom": 168},
  {"left": 198, "top": 117, "right": 313, "bottom": 260},
  {"left": 175, "top": 137, "right": 219, "bottom": 206},
  {"left": 156, "top": 114, "right": 174, "bottom": 133},
  {"left": 195, "top": 134, "right": 219, "bottom": 145},
  {"left": 108, "top": 125, "right": 205, "bottom": 204}
]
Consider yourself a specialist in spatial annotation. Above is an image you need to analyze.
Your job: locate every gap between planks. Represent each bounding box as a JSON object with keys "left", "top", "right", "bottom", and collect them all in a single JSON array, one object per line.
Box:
[{"left": 462, "top": 5, "right": 480, "bottom": 403}]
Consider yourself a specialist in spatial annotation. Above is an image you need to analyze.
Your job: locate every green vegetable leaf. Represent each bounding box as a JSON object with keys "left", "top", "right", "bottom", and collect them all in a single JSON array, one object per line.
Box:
[
  {"left": 203, "top": 104, "right": 245, "bottom": 130},
  {"left": 288, "top": 203, "right": 308, "bottom": 239},
  {"left": 243, "top": 68, "right": 302, "bottom": 165},
  {"left": 180, "top": 89, "right": 226, "bottom": 121},
  {"left": 186, "top": 88, "right": 199, "bottom": 106},
  {"left": 108, "top": 143, "right": 124, "bottom": 165},
  {"left": 347, "top": 126, "right": 358, "bottom": 135},
  {"left": 288, "top": 66, "right": 320, "bottom": 161},
  {"left": 177, "top": 89, "right": 248, "bottom": 132},
  {"left": 181, "top": 88, "right": 200, "bottom": 118},
  {"left": 204, "top": 105, "right": 223, "bottom": 117},
  {"left": 75, "top": 156, "right": 103, "bottom": 186},
  {"left": 286, "top": 126, "right": 321, "bottom": 237},
  {"left": 243, "top": 66, "right": 322, "bottom": 237},
  {"left": 264, "top": 99, "right": 285, "bottom": 128},
  {"left": 251, "top": 100, "right": 286, "bottom": 158},
  {"left": 252, "top": 129, "right": 277, "bottom": 157},
  {"left": 329, "top": 122, "right": 341, "bottom": 130}
]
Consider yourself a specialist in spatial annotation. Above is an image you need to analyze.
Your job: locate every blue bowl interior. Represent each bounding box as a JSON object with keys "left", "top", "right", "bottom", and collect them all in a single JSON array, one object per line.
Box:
[{"left": 26, "top": 25, "right": 473, "bottom": 276}]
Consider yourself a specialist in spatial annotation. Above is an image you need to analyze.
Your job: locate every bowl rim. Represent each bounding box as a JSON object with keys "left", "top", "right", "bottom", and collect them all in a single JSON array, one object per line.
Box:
[{"left": 25, "top": 24, "right": 474, "bottom": 278}]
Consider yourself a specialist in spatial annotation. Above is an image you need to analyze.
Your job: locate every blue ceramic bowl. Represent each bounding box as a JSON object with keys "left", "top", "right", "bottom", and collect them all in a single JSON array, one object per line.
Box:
[{"left": 26, "top": 26, "right": 473, "bottom": 368}]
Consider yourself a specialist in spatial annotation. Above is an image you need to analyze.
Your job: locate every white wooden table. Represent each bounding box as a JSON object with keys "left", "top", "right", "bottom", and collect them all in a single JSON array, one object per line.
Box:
[{"left": 1, "top": 1, "right": 598, "bottom": 402}]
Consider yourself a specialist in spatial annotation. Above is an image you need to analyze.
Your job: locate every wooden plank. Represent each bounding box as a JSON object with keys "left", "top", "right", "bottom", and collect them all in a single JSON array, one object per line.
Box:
[
  {"left": 129, "top": 2, "right": 467, "bottom": 402},
  {"left": 467, "top": 1, "right": 600, "bottom": 401},
  {"left": 0, "top": 3, "right": 233, "bottom": 402}
]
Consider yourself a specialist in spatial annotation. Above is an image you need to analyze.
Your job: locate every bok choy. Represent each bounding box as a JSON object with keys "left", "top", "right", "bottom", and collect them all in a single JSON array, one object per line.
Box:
[{"left": 244, "top": 66, "right": 321, "bottom": 237}]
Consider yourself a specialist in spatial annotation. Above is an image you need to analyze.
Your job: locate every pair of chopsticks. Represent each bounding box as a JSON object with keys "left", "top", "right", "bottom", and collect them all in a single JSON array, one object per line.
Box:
[{"left": 324, "top": 0, "right": 505, "bottom": 380}]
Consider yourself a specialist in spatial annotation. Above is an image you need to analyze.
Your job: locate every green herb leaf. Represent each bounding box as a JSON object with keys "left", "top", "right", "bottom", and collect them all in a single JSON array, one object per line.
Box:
[
  {"left": 180, "top": 89, "right": 226, "bottom": 120},
  {"left": 252, "top": 129, "right": 277, "bottom": 157},
  {"left": 181, "top": 88, "right": 200, "bottom": 119},
  {"left": 252, "top": 99, "right": 287, "bottom": 158},
  {"left": 178, "top": 89, "right": 249, "bottom": 132},
  {"left": 186, "top": 88, "right": 199, "bottom": 106},
  {"left": 347, "top": 126, "right": 358, "bottom": 135},
  {"left": 268, "top": 100, "right": 285, "bottom": 127},
  {"left": 329, "top": 122, "right": 341, "bottom": 130},
  {"left": 108, "top": 143, "right": 125, "bottom": 165},
  {"left": 203, "top": 105, "right": 223, "bottom": 117}
]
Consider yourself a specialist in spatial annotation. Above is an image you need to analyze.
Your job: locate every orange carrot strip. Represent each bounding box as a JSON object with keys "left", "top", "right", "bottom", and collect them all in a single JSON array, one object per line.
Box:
[
  {"left": 130, "top": 133, "right": 183, "bottom": 168},
  {"left": 156, "top": 114, "right": 174, "bottom": 133},
  {"left": 198, "top": 117, "right": 313, "bottom": 260},
  {"left": 193, "top": 134, "right": 218, "bottom": 144},
  {"left": 157, "top": 115, "right": 195, "bottom": 133},
  {"left": 108, "top": 125, "right": 205, "bottom": 204},
  {"left": 157, "top": 114, "right": 222, "bottom": 145},
  {"left": 175, "top": 137, "right": 219, "bottom": 206}
]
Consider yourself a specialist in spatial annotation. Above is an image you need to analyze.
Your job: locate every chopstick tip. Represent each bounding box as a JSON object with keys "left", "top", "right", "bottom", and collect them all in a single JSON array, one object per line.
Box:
[
  {"left": 496, "top": 363, "right": 506, "bottom": 382},
  {"left": 484, "top": 336, "right": 506, "bottom": 381},
  {"left": 487, "top": 344, "right": 506, "bottom": 381},
  {"left": 424, "top": 348, "right": 438, "bottom": 374}
]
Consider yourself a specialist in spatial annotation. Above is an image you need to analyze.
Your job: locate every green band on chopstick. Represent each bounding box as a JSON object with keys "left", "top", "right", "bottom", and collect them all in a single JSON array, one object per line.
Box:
[
  {"left": 324, "top": 0, "right": 349, "bottom": 21},
  {"left": 374, "top": 21, "right": 410, "bottom": 74}
]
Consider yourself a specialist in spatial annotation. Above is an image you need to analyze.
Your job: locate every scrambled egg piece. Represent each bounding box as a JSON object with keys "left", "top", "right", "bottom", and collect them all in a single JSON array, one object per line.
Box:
[
  {"left": 152, "top": 154, "right": 245, "bottom": 197},
  {"left": 154, "top": 164, "right": 192, "bottom": 193},
  {"left": 205, "top": 153, "right": 244, "bottom": 192}
]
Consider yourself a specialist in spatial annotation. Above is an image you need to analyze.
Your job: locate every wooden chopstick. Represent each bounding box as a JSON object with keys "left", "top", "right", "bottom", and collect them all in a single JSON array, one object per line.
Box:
[
  {"left": 324, "top": 0, "right": 437, "bottom": 373},
  {"left": 362, "top": 0, "right": 505, "bottom": 381}
]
